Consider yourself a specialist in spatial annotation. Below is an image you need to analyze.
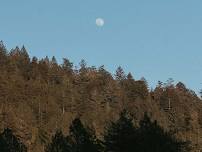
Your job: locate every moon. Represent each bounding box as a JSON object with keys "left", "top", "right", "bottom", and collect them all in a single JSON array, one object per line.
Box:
[{"left": 96, "top": 18, "right": 104, "bottom": 27}]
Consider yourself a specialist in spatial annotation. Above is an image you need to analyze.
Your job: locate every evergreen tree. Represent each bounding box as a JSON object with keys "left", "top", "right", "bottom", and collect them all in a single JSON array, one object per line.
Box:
[
  {"left": 115, "top": 66, "right": 126, "bottom": 81},
  {"left": 104, "top": 110, "right": 137, "bottom": 152},
  {"left": 79, "top": 59, "right": 87, "bottom": 73},
  {"left": 49, "top": 56, "right": 62, "bottom": 84},
  {"left": 0, "top": 40, "right": 7, "bottom": 60},
  {"left": 69, "top": 118, "right": 103, "bottom": 152},
  {"left": 97, "top": 65, "right": 112, "bottom": 87},
  {"left": 126, "top": 72, "right": 134, "bottom": 80},
  {"left": 9, "top": 46, "right": 20, "bottom": 57},
  {"left": 20, "top": 46, "right": 30, "bottom": 62},
  {"left": 0, "top": 41, "right": 8, "bottom": 70},
  {"left": 123, "top": 73, "right": 138, "bottom": 101},
  {"left": 38, "top": 57, "right": 49, "bottom": 81},
  {"left": 51, "top": 56, "right": 57, "bottom": 65},
  {"left": 138, "top": 113, "right": 189, "bottom": 152},
  {"left": 0, "top": 40, "right": 7, "bottom": 56},
  {"left": 104, "top": 111, "right": 189, "bottom": 152},
  {"left": 30, "top": 56, "right": 39, "bottom": 79},
  {"left": 20, "top": 46, "right": 31, "bottom": 79},
  {"left": 176, "top": 82, "right": 186, "bottom": 91},
  {"left": 62, "top": 58, "right": 73, "bottom": 74},
  {"left": 134, "top": 79, "right": 148, "bottom": 99},
  {"left": 45, "top": 130, "right": 71, "bottom": 152},
  {"left": 0, "top": 128, "right": 27, "bottom": 152}
]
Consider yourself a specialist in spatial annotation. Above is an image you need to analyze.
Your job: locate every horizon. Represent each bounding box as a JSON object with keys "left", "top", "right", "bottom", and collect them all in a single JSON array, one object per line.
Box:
[{"left": 1, "top": 0, "right": 202, "bottom": 93}]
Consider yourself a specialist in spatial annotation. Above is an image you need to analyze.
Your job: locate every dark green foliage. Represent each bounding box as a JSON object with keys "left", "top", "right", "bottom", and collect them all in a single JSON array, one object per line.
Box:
[
  {"left": 45, "top": 130, "right": 71, "bottom": 152},
  {"left": 69, "top": 118, "right": 103, "bottom": 152},
  {"left": 0, "top": 128, "right": 27, "bottom": 152},
  {"left": 104, "top": 110, "right": 137, "bottom": 152},
  {"left": 104, "top": 111, "right": 189, "bottom": 152},
  {"left": 138, "top": 113, "right": 189, "bottom": 152},
  {"left": 45, "top": 118, "right": 103, "bottom": 152}
]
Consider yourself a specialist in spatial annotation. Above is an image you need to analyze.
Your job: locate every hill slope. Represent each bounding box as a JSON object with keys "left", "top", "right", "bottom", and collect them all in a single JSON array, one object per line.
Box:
[{"left": 0, "top": 42, "right": 202, "bottom": 151}]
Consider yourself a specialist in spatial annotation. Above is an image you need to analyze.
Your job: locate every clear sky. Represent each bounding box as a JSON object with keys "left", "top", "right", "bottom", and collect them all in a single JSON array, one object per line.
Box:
[{"left": 1, "top": 0, "right": 202, "bottom": 93}]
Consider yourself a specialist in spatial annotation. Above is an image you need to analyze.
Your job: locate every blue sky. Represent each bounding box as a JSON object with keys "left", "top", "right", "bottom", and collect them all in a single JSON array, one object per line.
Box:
[{"left": 1, "top": 0, "right": 202, "bottom": 93}]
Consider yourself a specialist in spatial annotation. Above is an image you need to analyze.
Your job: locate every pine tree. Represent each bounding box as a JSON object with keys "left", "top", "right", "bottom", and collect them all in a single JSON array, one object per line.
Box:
[
  {"left": 45, "top": 130, "right": 71, "bottom": 152},
  {"left": 134, "top": 78, "right": 148, "bottom": 99},
  {"left": 123, "top": 73, "right": 137, "bottom": 101},
  {"left": 0, "top": 40, "right": 7, "bottom": 61},
  {"left": 0, "top": 41, "right": 7, "bottom": 56},
  {"left": 79, "top": 59, "right": 87, "bottom": 74},
  {"left": 20, "top": 46, "right": 30, "bottom": 62},
  {"left": 30, "top": 56, "right": 39, "bottom": 79},
  {"left": 38, "top": 57, "right": 49, "bottom": 81},
  {"left": 126, "top": 72, "right": 133, "bottom": 80},
  {"left": 138, "top": 113, "right": 189, "bottom": 152},
  {"left": 20, "top": 46, "right": 31, "bottom": 79},
  {"left": 69, "top": 118, "right": 103, "bottom": 152},
  {"left": 0, "top": 128, "right": 27, "bottom": 152},
  {"left": 0, "top": 41, "right": 8, "bottom": 71},
  {"left": 62, "top": 58, "right": 73, "bottom": 74},
  {"left": 51, "top": 56, "right": 57, "bottom": 65},
  {"left": 104, "top": 110, "right": 137, "bottom": 152},
  {"left": 115, "top": 66, "right": 126, "bottom": 81}
]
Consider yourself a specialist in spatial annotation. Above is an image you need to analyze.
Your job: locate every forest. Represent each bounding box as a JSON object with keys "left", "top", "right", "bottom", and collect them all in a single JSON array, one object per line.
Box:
[
  {"left": 0, "top": 111, "right": 189, "bottom": 152},
  {"left": 0, "top": 41, "right": 202, "bottom": 151}
]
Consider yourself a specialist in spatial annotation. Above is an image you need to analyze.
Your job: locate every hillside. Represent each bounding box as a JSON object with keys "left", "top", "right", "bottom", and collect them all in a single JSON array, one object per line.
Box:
[{"left": 0, "top": 41, "right": 202, "bottom": 151}]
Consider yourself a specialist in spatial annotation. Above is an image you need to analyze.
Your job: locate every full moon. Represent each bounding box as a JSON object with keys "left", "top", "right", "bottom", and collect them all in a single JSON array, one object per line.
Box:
[{"left": 96, "top": 18, "right": 104, "bottom": 27}]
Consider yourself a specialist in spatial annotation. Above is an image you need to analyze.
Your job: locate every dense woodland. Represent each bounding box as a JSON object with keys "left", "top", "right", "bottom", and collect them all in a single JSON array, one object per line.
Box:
[
  {"left": 0, "top": 41, "right": 202, "bottom": 151},
  {"left": 0, "top": 112, "right": 189, "bottom": 152}
]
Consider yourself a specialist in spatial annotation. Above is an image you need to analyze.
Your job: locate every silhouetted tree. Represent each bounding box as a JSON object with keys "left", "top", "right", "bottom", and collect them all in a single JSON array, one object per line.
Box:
[
  {"left": 115, "top": 66, "right": 126, "bottom": 82},
  {"left": 104, "top": 111, "right": 189, "bottom": 152},
  {"left": 79, "top": 59, "right": 87, "bottom": 74},
  {"left": 45, "top": 130, "right": 71, "bottom": 152},
  {"left": 0, "top": 128, "right": 27, "bottom": 152},
  {"left": 62, "top": 58, "right": 73, "bottom": 74},
  {"left": 126, "top": 72, "right": 134, "bottom": 80},
  {"left": 176, "top": 82, "right": 186, "bottom": 91},
  {"left": 104, "top": 110, "right": 137, "bottom": 152},
  {"left": 138, "top": 113, "right": 189, "bottom": 152},
  {"left": 69, "top": 118, "right": 103, "bottom": 152}
]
